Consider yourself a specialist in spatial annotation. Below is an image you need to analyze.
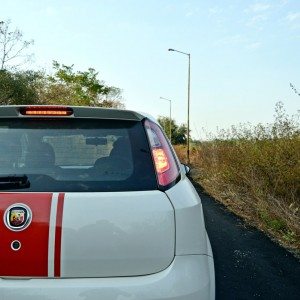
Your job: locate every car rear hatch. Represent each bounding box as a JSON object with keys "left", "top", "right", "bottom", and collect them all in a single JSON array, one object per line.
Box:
[{"left": 0, "top": 106, "right": 175, "bottom": 278}]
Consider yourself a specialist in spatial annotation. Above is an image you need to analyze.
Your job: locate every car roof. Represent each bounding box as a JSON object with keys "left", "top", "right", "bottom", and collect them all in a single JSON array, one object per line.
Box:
[{"left": 0, "top": 105, "right": 156, "bottom": 122}]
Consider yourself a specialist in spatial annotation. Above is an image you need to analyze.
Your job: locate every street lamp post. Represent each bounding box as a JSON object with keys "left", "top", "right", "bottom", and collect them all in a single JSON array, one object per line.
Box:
[
  {"left": 168, "top": 48, "right": 191, "bottom": 165},
  {"left": 159, "top": 97, "right": 172, "bottom": 142}
]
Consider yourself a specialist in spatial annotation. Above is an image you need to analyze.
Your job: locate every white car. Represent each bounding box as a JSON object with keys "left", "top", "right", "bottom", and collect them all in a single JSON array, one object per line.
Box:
[{"left": 0, "top": 105, "right": 215, "bottom": 300}]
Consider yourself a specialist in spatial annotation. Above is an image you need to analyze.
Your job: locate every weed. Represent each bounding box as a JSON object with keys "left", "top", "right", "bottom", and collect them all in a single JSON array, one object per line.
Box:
[{"left": 175, "top": 102, "right": 300, "bottom": 254}]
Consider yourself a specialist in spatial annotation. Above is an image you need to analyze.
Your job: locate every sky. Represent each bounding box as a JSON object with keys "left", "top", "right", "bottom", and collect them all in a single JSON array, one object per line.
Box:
[{"left": 1, "top": 0, "right": 300, "bottom": 139}]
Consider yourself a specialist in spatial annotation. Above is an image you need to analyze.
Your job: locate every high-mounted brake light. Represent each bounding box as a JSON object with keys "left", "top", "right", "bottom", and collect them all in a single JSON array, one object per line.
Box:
[
  {"left": 20, "top": 106, "right": 73, "bottom": 116},
  {"left": 144, "top": 119, "right": 180, "bottom": 188}
]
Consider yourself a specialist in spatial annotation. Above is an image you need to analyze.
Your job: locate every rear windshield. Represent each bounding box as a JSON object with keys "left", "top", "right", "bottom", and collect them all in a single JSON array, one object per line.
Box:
[{"left": 0, "top": 118, "right": 157, "bottom": 192}]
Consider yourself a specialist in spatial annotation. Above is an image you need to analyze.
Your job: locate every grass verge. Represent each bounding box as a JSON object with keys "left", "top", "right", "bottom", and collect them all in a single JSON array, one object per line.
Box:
[{"left": 175, "top": 102, "right": 300, "bottom": 256}]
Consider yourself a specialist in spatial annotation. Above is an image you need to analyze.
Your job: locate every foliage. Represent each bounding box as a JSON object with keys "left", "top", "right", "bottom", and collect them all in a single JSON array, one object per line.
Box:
[
  {"left": 39, "top": 61, "right": 124, "bottom": 107},
  {"left": 0, "top": 69, "right": 40, "bottom": 105},
  {"left": 0, "top": 62, "right": 124, "bottom": 108},
  {"left": 0, "top": 20, "right": 123, "bottom": 108},
  {"left": 157, "top": 116, "right": 188, "bottom": 144},
  {"left": 175, "top": 102, "right": 300, "bottom": 253},
  {"left": 0, "top": 20, "right": 34, "bottom": 70}
]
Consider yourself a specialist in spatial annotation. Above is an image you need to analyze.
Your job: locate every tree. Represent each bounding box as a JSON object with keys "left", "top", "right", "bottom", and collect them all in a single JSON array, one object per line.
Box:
[
  {"left": 0, "top": 63, "right": 124, "bottom": 108},
  {"left": 0, "top": 20, "right": 34, "bottom": 70},
  {"left": 0, "top": 20, "right": 123, "bottom": 108},
  {"left": 157, "top": 116, "right": 188, "bottom": 145},
  {"left": 0, "top": 69, "right": 40, "bottom": 105},
  {"left": 40, "top": 61, "right": 124, "bottom": 107},
  {"left": 290, "top": 83, "right": 300, "bottom": 97},
  {"left": 176, "top": 123, "right": 188, "bottom": 144}
]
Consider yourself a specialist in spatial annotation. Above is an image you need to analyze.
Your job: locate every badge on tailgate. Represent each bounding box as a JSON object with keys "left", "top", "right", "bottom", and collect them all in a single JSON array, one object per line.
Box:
[{"left": 4, "top": 203, "right": 32, "bottom": 231}]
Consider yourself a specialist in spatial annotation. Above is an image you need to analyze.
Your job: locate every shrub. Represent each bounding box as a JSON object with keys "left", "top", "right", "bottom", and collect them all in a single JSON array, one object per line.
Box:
[{"left": 176, "top": 102, "right": 300, "bottom": 253}]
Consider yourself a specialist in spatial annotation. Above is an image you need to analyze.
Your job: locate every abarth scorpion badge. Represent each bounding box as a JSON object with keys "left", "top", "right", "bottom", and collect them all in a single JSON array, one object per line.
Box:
[{"left": 4, "top": 204, "right": 32, "bottom": 231}]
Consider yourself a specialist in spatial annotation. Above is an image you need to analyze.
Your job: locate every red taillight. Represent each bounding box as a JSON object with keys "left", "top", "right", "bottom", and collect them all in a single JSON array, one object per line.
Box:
[
  {"left": 144, "top": 119, "right": 180, "bottom": 187},
  {"left": 20, "top": 106, "right": 73, "bottom": 116},
  {"left": 152, "top": 148, "right": 170, "bottom": 173}
]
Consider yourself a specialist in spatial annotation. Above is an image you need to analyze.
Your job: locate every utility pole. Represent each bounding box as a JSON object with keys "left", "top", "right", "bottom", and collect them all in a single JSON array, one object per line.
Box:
[{"left": 168, "top": 48, "right": 191, "bottom": 164}]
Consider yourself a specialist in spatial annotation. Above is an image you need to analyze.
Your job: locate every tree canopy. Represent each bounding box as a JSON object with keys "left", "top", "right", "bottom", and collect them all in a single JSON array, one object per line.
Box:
[
  {"left": 0, "top": 69, "right": 39, "bottom": 105},
  {"left": 0, "top": 61, "right": 124, "bottom": 108},
  {"left": 157, "top": 116, "right": 188, "bottom": 145},
  {"left": 0, "top": 20, "right": 123, "bottom": 108},
  {"left": 36, "top": 61, "right": 123, "bottom": 107},
  {"left": 0, "top": 20, "right": 33, "bottom": 70}
]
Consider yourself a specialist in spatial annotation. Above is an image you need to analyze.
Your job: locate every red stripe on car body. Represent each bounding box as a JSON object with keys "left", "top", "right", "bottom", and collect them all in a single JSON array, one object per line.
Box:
[
  {"left": 0, "top": 193, "right": 52, "bottom": 277},
  {"left": 54, "top": 193, "right": 65, "bottom": 277}
]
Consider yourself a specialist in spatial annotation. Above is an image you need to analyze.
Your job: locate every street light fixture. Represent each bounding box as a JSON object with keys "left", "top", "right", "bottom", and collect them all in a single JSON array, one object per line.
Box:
[
  {"left": 159, "top": 97, "right": 172, "bottom": 142},
  {"left": 168, "top": 48, "right": 191, "bottom": 165}
]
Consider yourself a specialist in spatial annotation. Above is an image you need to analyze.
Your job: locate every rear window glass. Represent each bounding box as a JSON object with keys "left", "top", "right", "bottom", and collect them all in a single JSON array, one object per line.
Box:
[{"left": 0, "top": 118, "right": 157, "bottom": 192}]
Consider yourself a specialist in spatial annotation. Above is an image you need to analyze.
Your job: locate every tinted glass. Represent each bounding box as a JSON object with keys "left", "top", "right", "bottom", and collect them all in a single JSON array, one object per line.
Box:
[{"left": 0, "top": 118, "right": 157, "bottom": 192}]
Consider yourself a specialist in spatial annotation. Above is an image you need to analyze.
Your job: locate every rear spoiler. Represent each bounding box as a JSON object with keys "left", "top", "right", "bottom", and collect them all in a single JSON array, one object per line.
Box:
[{"left": 0, "top": 105, "right": 144, "bottom": 121}]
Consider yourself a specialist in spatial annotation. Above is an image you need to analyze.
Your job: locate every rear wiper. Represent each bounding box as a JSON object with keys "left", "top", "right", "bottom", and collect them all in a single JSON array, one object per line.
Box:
[{"left": 0, "top": 175, "right": 30, "bottom": 190}]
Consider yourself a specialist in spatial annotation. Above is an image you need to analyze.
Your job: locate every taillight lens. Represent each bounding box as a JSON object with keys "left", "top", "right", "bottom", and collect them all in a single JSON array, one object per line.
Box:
[
  {"left": 144, "top": 119, "right": 180, "bottom": 187},
  {"left": 152, "top": 148, "right": 170, "bottom": 173},
  {"left": 20, "top": 106, "right": 73, "bottom": 116}
]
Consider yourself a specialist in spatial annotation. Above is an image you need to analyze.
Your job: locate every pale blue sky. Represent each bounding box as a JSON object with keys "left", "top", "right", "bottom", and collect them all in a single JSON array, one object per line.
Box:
[{"left": 1, "top": 0, "right": 300, "bottom": 138}]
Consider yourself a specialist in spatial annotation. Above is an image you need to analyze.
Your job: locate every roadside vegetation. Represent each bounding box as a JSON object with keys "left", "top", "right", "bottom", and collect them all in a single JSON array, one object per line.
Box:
[
  {"left": 175, "top": 102, "right": 300, "bottom": 255},
  {"left": 0, "top": 19, "right": 123, "bottom": 108},
  {"left": 157, "top": 116, "right": 187, "bottom": 145}
]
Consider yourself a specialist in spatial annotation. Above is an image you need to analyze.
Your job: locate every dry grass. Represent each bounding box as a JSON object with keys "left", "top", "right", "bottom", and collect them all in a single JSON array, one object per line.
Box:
[{"left": 175, "top": 103, "right": 300, "bottom": 256}]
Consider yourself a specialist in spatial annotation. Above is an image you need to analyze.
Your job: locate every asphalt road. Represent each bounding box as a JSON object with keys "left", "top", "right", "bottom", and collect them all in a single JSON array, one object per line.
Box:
[{"left": 192, "top": 181, "right": 300, "bottom": 300}]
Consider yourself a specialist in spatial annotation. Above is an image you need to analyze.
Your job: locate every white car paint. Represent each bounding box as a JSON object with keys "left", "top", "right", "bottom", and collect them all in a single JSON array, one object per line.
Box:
[
  {"left": 166, "top": 176, "right": 210, "bottom": 256},
  {"left": 60, "top": 191, "right": 175, "bottom": 277},
  {"left": 0, "top": 255, "right": 214, "bottom": 300}
]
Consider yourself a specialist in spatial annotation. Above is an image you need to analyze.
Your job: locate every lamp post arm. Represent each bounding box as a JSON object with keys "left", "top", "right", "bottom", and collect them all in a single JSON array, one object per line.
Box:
[{"left": 168, "top": 49, "right": 190, "bottom": 56}]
